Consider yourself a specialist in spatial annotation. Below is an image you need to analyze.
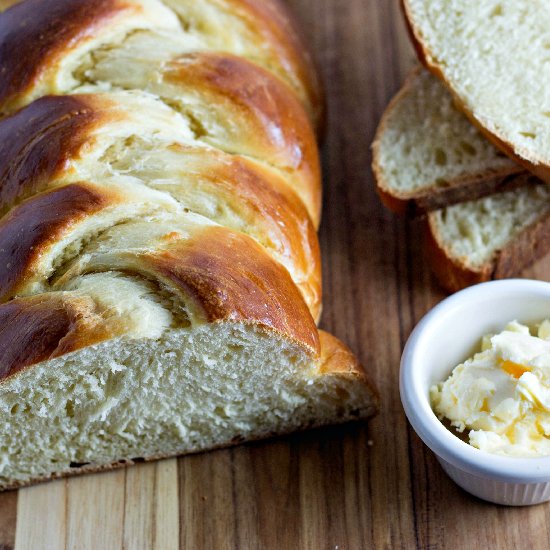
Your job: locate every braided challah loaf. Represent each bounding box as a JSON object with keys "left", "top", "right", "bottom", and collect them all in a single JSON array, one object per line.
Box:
[{"left": 0, "top": 0, "right": 377, "bottom": 490}]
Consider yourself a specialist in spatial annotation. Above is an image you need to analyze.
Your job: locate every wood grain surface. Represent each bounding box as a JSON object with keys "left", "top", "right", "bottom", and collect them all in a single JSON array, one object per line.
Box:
[{"left": 2, "top": 1, "right": 550, "bottom": 548}]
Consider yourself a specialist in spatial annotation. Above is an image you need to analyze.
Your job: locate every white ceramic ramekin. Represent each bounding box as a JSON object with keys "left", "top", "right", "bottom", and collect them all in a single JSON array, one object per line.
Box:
[{"left": 400, "top": 279, "right": 550, "bottom": 506}]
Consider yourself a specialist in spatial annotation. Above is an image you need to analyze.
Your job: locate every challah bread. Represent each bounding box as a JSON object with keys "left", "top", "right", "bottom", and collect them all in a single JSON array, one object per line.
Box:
[
  {"left": 426, "top": 185, "right": 550, "bottom": 292},
  {"left": 372, "top": 68, "right": 533, "bottom": 214},
  {"left": 403, "top": 1, "right": 550, "bottom": 183},
  {"left": 0, "top": 0, "right": 378, "bottom": 489}
]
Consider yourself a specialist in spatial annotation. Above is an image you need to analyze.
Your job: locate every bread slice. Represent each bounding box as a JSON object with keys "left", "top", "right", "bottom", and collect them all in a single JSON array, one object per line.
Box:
[
  {"left": 426, "top": 184, "right": 550, "bottom": 292},
  {"left": 372, "top": 68, "right": 535, "bottom": 214},
  {"left": 403, "top": 0, "right": 550, "bottom": 183},
  {"left": 373, "top": 66, "right": 550, "bottom": 290}
]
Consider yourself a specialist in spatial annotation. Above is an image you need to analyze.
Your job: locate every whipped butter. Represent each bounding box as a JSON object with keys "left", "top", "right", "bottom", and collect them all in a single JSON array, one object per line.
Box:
[{"left": 431, "top": 320, "right": 550, "bottom": 457}]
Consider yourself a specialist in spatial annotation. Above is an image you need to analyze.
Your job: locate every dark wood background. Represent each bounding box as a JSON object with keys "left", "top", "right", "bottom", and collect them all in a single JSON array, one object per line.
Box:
[{"left": 2, "top": 1, "right": 550, "bottom": 548}]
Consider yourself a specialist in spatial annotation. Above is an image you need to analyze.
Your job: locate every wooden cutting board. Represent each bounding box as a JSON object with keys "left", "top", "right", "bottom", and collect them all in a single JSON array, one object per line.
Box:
[{"left": 3, "top": 1, "right": 550, "bottom": 548}]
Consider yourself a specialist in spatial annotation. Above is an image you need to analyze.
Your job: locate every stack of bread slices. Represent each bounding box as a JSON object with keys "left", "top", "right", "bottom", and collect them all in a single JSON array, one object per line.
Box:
[{"left": 373, "top": 1, "right": 550, "bottom": 292}]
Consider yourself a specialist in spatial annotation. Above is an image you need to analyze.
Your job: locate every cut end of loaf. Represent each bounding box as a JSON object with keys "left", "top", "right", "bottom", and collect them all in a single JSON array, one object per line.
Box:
[{"left": 0, "top": 325, "right": 377, "bottom": 489}]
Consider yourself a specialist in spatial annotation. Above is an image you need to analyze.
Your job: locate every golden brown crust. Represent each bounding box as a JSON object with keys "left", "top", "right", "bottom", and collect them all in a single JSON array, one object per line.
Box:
[
  {"left": 0, "top": 0, "right": 132, "bottom": 113},
  {"left": 0, "top": 90, "right": 322, "bottom": 318},
  {"left": 0, "top": 1, "right": 323, "bottom": 226},
  {"left": 147, "top": 225, "right": 320, "bottom": 353},
  {"left": 166, "top": 145, "right": 322, "bottom": 320},
  {"left": 0, "top": 64, "right": 321, "bottom": 228},
  {"left": 401, "top": 0, "right": 550, "bottom": 187},
  {"left": 0, "top": 0, "right": 323, "bottom": 128},
  {"left": 0, "top": 90, "right": 322, "bottom": 317},
  {"left": 424, "top": 208, "right": 550, "bottom": 293},
  {"left": 317, "top": 331, "right": 379, "bottom": 404},
  {"left": 164, "top": 52, "right": 321, "bottom": 226},
  {"left": 0, "top": 95, "right": 103, "bottom": 215},
  {"left": 0, "top": 182, "right": 112, "bottom": 302},
  {"left": 221, "top": 0, "right": 323, "bottom": 127},
  {"left": 0, "top": 294, "right": 113, "bottom": 379}
]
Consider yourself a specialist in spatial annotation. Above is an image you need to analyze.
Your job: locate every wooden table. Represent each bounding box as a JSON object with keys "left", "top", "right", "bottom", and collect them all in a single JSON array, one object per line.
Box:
[{"left": 3, "top": 1, "right": 550, "bottom": 548}]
